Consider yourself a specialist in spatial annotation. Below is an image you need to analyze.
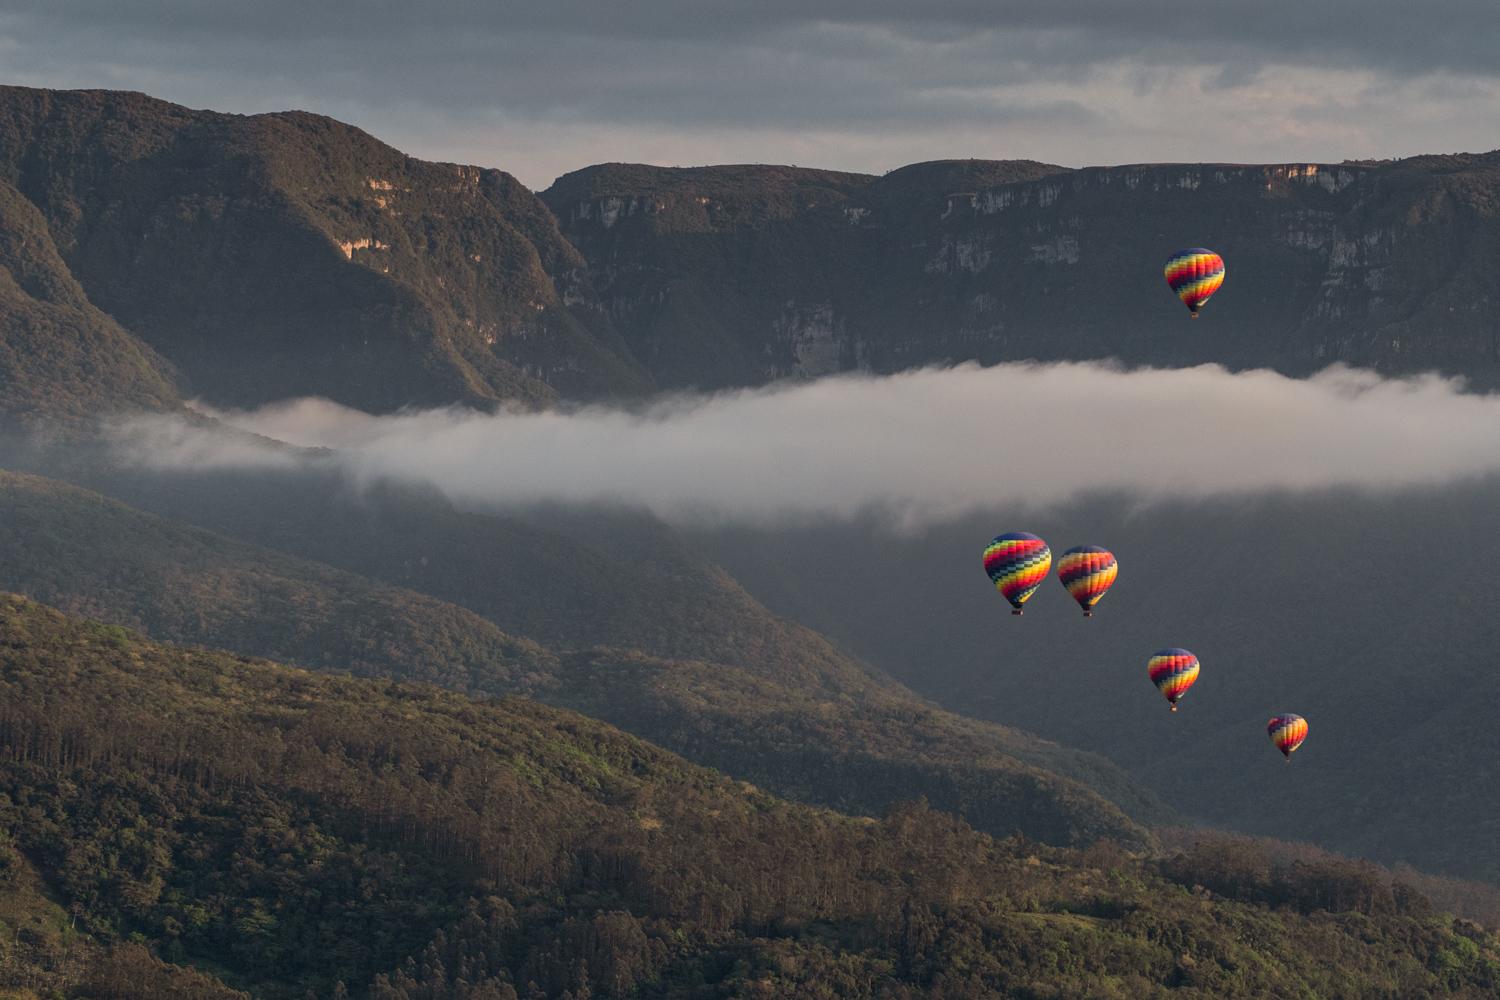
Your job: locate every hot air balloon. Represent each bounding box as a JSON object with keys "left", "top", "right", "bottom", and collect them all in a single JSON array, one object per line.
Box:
[
  {"left": 983, "top": 532, "right": 1052, "bottom": 615},
  {"left": 1057, "top": 545, "right": 1117, "bottom": 617},
  {"left": 1147, "top": 648, "right": 1199, "bottom": 711},
  {"left": 1164, "top": 248, "right": 1225, "bottom": 317},
  {"left": 1267, "top": 714, "right": 1308, "bottom": 761}
]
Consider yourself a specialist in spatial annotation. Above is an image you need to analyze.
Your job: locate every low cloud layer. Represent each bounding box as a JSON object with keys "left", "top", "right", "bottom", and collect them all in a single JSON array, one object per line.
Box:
[
  {"left": 6, "top": 2, "right": 1500, "bottom": 186},
  {"left": 107, "top": 363, "right": 1500, "bottom": 528}
]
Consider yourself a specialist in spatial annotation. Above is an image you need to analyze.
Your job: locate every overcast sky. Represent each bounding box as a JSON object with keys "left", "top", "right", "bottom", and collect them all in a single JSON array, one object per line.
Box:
[{"left": 3, "top": 1, "right": 1499, "bottom": 189}]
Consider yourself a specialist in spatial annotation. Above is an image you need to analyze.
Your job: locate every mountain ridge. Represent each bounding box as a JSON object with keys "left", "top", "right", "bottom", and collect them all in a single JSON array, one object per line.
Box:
[
  {"left": 544, "top": 151, "right": 1500, "bottom": 391},
  {"left": 3, "top": 84, "right": 1500, "bottom": 424},
  {"left": 0, "top": 85, "right": 652, "bottom": 416}
]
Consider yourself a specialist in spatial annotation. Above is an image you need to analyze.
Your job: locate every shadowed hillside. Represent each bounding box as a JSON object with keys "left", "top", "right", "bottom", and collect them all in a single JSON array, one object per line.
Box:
[
  {"left": 0, "top": 178, "right": 179, "bottom": 422},
  {"left": 0, "top": 86, "right": 650, "bottom": 413},
  {"left": 0, "top": 465, "right": 1164, "bottom": 846}
]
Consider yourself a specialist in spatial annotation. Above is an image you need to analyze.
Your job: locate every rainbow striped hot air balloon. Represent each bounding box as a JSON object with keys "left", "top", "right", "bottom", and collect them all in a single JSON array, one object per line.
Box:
[
  {"left": 1267, "top": 714, "right": 1309, "bottom": 762},
  {"left": 1147, "top": 648, "right": 1200, "bottom": 711},
  {"left": 1164, "top": 248, "right": 1225, "bottom": 317},
  {"left": 983, "top": 532, "right": 1052, "bottom": 615},
  {"left": 1057, "top": 545, "right": 1117, "bottom": 617}
]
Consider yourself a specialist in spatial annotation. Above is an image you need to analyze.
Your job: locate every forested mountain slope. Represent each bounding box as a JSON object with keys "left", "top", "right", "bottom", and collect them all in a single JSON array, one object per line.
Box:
[
  {"left": 0, "top": 466, "right": 1162, "bottom": 846},
  {"left": 0, "top": 595, "right": 1497, "bottom": 999},
  {"left": 0, "top": 177, "right": 179, "bottom": 422}
]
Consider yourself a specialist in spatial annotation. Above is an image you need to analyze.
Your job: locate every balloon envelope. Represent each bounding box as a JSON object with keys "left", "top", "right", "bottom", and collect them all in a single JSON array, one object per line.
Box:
[
  {"left": 983, "top": 532, "right": 1052, "bottom": 613},
  {"left": 1267, "top": 714, "right": 1309, "bottom": 757},
  {"left": 1057, "top": 545, "right": 1118, "bottom": 616},
  {"left": 1148, "top": 648, "right": 1200, "bottom": 709},
  {"left": 1164, "top": 248, "right": 1225, "bottom": 316}
]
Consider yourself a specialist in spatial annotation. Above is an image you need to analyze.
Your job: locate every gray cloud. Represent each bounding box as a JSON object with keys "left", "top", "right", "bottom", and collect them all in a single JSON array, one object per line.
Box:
[
  {"left": 2, "top": 2, "right": 1499, "bottom": 186},
  {"left": 107, "top": 363, "right": 1500, "bottom": 529},
  {"left": 8, "top": 2, "right": 1499, "bottom": 74}
]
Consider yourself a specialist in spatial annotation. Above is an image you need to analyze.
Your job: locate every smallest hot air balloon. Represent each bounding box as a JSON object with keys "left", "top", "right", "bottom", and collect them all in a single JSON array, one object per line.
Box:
[
  {"left": 1057, "top": 545, "right": 1118, "bottom": 617},
  {"left": 1164, "top": 248, "right": 1225, "bottom": 318},
  {"left": 1267, "top": 714, "right": 1308, "bottom": 762},
  {"left": 983, "top": 532, "right": 1052, "bottom": 615},
  {"left": 1147, "top": 648, "right": 1200, "bottom": 711}
]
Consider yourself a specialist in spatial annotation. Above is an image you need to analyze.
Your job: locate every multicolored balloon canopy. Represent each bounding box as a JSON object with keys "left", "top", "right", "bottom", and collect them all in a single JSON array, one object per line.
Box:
[
  {"left": 1147, "top": 648, "right": 1200, "bottom": 711},
  {"left": 1057, "top": 545, "right": 1118, "bottom": 617},
  {"left": 1267, "top": 714, "right": 1309, "bottom": 760},
  {"left": 1164, "top": 248, "right": 1225, "bottom": 317},
  {"left": 983, "top": 532, "right": 1052, "bottom": 615}
]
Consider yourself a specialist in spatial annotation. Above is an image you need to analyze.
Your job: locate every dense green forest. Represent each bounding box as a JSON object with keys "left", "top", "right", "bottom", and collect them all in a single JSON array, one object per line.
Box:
[{"left": 0, "top": 595, "right": 1498, "bottom": 998}]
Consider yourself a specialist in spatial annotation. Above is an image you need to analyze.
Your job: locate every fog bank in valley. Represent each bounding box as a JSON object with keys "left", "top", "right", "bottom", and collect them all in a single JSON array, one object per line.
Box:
[{"left": 110, "top": 362, "right": 1500, "bottom": 527}]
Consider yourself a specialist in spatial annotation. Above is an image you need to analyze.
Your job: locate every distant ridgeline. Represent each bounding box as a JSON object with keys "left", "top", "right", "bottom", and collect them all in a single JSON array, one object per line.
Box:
[
  {"left": 1, "top": 85, "right": 1499, "bottom": 424},
  {"left": 540, "top": 153, "right": 1500, "bottom": 390},
  {"left": 1, "top": 594, "right": 1499, "bottom": 998}
]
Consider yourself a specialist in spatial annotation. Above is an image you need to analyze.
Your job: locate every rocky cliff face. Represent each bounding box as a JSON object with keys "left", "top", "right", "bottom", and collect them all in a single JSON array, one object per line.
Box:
[
  {"left": 0, "top": 87, "right": 652, "bottom": 414},
  {"left": 544, "top": 154, "right": 1500, "bottom": 389}
]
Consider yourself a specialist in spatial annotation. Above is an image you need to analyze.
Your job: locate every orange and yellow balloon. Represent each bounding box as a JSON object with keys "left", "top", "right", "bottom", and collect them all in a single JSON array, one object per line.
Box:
[
  {"left": 1057, "top": 545, "right": 1117, "bottom": 617},
  {"left": 983, "top": 532, "right": 1052, "bottom": 615},
  {"left": 1267, "top": 714, "right": 1308, "bottom": 761},
  {"left": 1147, "top": 648, "right": 1199, "bottom": 711},
  {"left": 1164, "top": 248, "right": 1225, "bottom": 317}
]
